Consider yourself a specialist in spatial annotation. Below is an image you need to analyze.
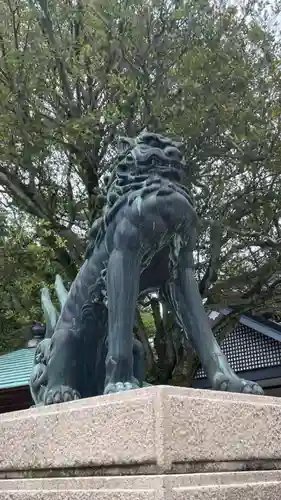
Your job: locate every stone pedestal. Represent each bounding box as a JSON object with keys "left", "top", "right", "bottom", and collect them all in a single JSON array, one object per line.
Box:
[{"left": 1, "top": 386, "right": 281, "bottom": 498}]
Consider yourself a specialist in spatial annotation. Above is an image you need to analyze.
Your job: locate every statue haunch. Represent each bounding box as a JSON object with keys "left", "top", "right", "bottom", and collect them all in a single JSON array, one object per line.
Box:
[{"left": 30, "top": 131, "right": 263, "bottom": 405}]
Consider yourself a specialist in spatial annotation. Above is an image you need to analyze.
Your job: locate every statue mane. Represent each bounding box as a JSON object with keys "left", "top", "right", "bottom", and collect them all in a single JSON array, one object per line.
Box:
[{"left": 85, "top": 132, "right": 192, "bottom": 259}]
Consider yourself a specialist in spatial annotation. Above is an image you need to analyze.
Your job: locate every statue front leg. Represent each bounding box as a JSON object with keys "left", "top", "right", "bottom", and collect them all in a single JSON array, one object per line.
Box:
[
  {"left": 165, "top": 252, "right": 264, "bottom": 395},
  {"left": 104, "top": 221, "right": 142, "bottom": 394}
]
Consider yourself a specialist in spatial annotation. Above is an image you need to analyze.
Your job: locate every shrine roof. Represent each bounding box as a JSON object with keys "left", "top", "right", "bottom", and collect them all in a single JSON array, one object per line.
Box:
[{"left": 0, "top": 348, "right": 35, "bottom": 390}]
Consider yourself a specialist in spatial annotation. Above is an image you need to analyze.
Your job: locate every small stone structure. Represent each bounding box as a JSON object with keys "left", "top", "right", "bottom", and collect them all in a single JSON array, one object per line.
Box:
[{"left": 1, "top": 386, "right": 281, "bottom": 498}]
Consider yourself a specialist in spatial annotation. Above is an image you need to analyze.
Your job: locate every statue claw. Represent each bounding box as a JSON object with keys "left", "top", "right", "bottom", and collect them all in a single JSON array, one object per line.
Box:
[
  {"left": 103, "top": 378, "right": 140, "bottom": 395},
  {"left": 44, "top": 386, "right": 81, "bottom": 405},
  {"left": 213, "top": 373, "right": 264, "bottom": 395}
]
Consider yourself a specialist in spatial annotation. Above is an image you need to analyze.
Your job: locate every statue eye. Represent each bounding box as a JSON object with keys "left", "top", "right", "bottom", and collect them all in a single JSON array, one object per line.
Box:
[
  {"left": 149, "top": 138, "right": 162, "bottom": 148},
  {"left": 140, "top": 133, "right": 162, "bottom": 149}
]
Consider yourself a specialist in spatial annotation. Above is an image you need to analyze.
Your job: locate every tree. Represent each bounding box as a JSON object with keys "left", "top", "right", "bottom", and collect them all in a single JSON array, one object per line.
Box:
[
  {"left": 1, "top": 0, "right": 281, "bottom": 381},
  {"left": 0, "top": 210, "right": 62, "bottom": 353}
]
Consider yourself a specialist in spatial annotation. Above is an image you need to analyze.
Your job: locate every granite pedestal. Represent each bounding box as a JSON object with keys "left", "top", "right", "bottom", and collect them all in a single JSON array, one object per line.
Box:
[{"left": 1, "top": 386, "right": 281, "bottom": 498}]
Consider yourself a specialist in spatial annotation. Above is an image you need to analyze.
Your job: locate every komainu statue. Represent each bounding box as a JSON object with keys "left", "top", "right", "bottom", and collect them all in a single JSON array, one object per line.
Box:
[{"left": 29, "top": 131, "right": 263, "bottom": 405}]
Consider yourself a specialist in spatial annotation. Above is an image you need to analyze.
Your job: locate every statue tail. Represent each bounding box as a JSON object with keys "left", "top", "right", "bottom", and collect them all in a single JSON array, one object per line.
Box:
[
  {"left": 41, "top": 287, "right": 58, "bottom": 339},
  {"left": 41, "top": 274, "right": 70, "bottom": 339}
]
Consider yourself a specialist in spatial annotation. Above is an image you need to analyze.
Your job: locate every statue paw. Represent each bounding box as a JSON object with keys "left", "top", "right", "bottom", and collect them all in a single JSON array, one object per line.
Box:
[
  {"left": 104, "top": 378, "right": 140, "bottom": 395},
  {"left": 213, "top": 373, "right": 264, "bottom": 395},
  {"left": 44, "top": 385, "right": 81, "bottom": 405}
]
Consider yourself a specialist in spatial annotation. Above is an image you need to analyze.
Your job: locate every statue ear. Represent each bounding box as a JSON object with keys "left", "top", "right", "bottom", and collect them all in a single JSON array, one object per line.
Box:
[
  {"left": 117, "top": 136, "right": 136, "bottom": 153},
  {"left": 174, "top": 141, "right": 185, "bottom": 154}
]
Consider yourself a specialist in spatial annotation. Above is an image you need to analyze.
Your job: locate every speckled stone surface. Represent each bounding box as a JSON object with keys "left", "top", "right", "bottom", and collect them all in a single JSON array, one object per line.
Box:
[
  {"left": 1, "top": 471, "right": 281, "bottom": 499},
  {"left": 1, "top": 386, "right": 281, "bottom": 474}
]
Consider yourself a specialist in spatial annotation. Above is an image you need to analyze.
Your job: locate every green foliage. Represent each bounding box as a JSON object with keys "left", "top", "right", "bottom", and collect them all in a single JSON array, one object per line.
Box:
[
  {"left": 140, "top": 311, "right": 155, "bottom": 338},
  {"left": 0, "top": 213, "right": 61, "bottom": 353}
]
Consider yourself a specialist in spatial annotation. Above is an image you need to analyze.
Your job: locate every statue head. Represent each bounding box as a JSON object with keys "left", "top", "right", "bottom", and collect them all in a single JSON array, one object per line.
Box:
[
  {"left": 116, "top": 132, "right": 185, "bottom": 183},
  {"left": 86, "top": 132, "right": 188, "bottom": 253}
]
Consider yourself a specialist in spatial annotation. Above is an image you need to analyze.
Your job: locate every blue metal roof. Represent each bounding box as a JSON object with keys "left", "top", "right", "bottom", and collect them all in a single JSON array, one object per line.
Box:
[{"left": 0, "top": 348, "right": 35, "bottom": 390}]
